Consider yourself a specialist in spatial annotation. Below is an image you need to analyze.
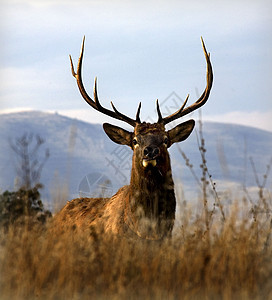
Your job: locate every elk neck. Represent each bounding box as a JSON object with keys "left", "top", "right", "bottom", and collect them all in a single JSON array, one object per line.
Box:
[{"left": 124, "top": 140, "right": 176, "bottom": 238}]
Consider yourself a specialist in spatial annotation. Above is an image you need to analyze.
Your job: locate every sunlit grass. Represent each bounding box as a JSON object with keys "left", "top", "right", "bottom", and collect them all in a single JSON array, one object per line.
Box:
[{"left": 0, "top": 190, "right": 271, "bottom": 300}]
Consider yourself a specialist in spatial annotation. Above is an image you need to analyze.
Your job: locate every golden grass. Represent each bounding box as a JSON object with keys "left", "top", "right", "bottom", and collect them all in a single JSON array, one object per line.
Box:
[{"left": 0, "top": 196, "right": 271, "bottom": 300}]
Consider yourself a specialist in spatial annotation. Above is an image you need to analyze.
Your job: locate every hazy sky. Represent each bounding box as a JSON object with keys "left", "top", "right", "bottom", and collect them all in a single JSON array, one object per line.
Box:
[{"left": 1, "top": 0, "right": 272, "bottom": 131}]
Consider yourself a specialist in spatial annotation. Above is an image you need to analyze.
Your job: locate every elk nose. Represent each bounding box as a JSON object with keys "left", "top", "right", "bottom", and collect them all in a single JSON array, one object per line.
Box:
[{"left": 143, "top": 146, "right": 160, "bottom": 159}]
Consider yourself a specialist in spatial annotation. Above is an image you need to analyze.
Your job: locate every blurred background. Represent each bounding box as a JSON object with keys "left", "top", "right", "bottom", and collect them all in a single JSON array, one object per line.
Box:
[{"left": 0, "top": 0, "right": 271, "bottom": 209}]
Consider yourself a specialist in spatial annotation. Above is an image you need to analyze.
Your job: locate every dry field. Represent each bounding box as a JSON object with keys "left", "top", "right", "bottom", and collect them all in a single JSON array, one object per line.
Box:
[{"left": 0, "top": 189, "right": 271, "bottom": 300}]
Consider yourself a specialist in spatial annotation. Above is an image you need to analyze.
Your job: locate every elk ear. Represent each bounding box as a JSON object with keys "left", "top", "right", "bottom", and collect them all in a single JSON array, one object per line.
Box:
[
  {"left": 167, "top": 119, "right": 195, "bottom": 147},
  {"left": 103, "top": 123, "right": 132, "bottom": 147}
]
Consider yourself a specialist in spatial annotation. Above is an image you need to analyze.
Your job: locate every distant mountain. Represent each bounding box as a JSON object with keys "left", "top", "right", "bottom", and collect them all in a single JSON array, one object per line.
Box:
[{"left": 1, "top": 111, "right": 271, "bottom": 211}]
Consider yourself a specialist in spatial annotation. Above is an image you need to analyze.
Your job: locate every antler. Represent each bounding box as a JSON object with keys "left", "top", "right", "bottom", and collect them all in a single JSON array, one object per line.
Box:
[
  {"left": 157, "top": 37, "right": 213, "bottom": 125},
  {"left": 69, "top": 36, "right": 141, "bottom": 127}
]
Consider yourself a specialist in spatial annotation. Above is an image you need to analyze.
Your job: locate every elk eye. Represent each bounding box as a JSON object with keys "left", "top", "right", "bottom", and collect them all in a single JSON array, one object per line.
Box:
[
  {"left": 132, "top": 138, "right": 138, "bottom": 146},
  {"left": 164, "top": 137, "right": 168, "bottom": 144}
]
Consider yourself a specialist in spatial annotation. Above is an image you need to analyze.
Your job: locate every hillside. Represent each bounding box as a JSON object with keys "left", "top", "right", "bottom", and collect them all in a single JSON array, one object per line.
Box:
[{"left": 0, "top": 111, "right": 271, "bottom": 210}]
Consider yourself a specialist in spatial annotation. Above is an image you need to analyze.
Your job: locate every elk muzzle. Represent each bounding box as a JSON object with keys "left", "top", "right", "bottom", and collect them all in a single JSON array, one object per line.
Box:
[{"left": 142, "top": 146, "right": 160, "bottom": 168}]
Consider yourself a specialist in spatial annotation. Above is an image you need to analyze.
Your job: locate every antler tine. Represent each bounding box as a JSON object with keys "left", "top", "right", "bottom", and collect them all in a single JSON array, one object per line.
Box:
[
  {"left": 156, "top": 95, "right": 189, "bottom": 123},
  {"left": 70, "top": 36, "right": 140, "bottom": 127},
  {"left": 160, "top": 37, "right": 213, "bottom": 125},
  {"left": 156, "top": 99, "right": 163, "bottom": 122},
  {"left": 135, "top": 102, "right": 141, "bottom": 123},
  {"left": 110, "top": 101, "right": 141, "bottom": 125}
]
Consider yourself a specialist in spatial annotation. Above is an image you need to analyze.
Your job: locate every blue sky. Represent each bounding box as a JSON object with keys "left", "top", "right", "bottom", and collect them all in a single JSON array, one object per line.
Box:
[{"left": 1, "top": 0, "right": 272, "bottom": 131}]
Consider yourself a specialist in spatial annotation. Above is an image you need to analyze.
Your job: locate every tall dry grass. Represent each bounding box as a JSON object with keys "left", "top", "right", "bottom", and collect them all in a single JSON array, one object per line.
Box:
[{"left": 0, "top": 192, "right": 271, "bottom": 300}]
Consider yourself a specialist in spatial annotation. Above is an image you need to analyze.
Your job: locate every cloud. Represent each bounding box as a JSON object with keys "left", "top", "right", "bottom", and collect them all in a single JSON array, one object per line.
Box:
[
  {"left": 1, "top": 0, "right": 271, "bottom": 128},
  {"left": 0, "top": 107, "right": 34, "bottom": 114},
  {"left": 204, "top": 111, "right": 272, "bottom": 133}
]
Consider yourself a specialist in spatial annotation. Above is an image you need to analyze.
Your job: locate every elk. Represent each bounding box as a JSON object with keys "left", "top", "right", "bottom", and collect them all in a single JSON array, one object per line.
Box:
[{"left": 53, "top": 37, "right": 213, "bottom": 240}]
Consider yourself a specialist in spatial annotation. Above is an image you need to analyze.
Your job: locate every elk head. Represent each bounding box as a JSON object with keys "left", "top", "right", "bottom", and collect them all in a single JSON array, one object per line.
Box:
[
  {"left": 70, "top": 36, "right": 212, "bottom": 177},
  {"left": 103, "top": 120, "right": 195, "bottom": 182},
  {"left": 69, "top": 37, "right": 213, "bottom": 239}
]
